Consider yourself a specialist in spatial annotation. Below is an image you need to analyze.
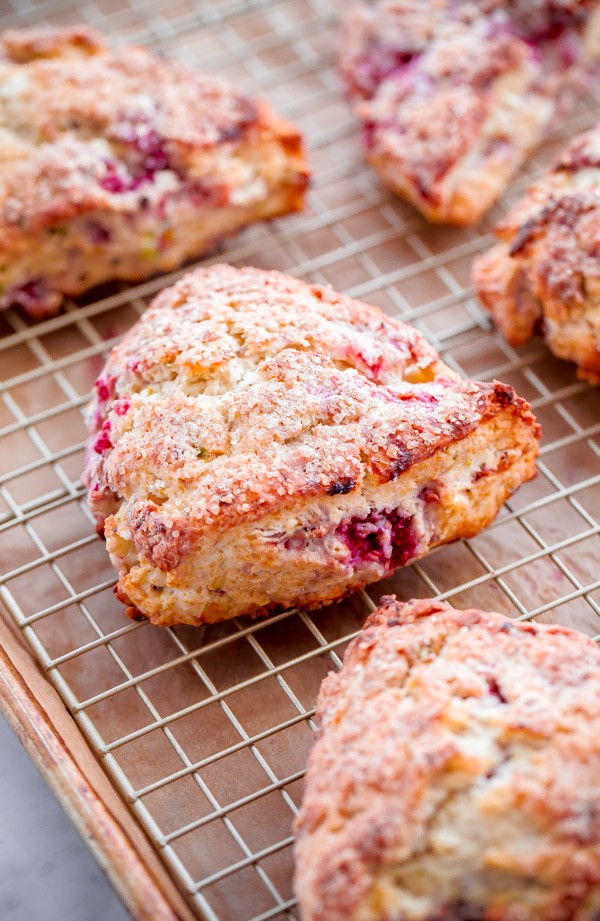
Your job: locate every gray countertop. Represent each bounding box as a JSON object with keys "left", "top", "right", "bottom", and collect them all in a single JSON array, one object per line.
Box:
[{"left": 0, "top": 714, "right": 132, "bottom": 921}]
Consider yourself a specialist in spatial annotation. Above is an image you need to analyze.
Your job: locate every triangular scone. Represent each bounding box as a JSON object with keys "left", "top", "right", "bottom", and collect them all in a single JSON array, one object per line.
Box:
[
  {"left": 0, "top": 26, "right": 308, "bottom": 318},
  {"left": 84, "top": 265, "right": 540, "bottom": 627},
  {"left": 474, "top": 125, "right": 600, "bottom": 384},
  {"left": 340, "top": 1, "right": 600, "bottom": 225},
  {"left": 295, "top": 597, "right": 600, "bottom": 921}
]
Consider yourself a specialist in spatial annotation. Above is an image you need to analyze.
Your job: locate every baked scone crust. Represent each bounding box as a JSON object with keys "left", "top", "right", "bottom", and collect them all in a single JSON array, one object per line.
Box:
[
  {"left": 0, "top": 26, "right": 308, "bottom": 317},
  {"left": 340, "top": 1, "right": 600, "bottom": 225},
  {"left": 295, "top": 597, "right": 600, "bottom": 921},
  {"left": 474, "top": 124, "right": 600, "bottom": 383},
  {"left": 83, "top": 265, "right": 540, "bottom": 627}
]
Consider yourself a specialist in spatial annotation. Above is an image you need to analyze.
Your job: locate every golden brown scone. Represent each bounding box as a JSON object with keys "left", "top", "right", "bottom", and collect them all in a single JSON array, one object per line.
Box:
[
  {"left": 0, "top": 26, "right": 308, "bottom": 318},
  {"left": 295, "top": 596, "right": 600, "bottom": 921},
  {"left": 339, "top": 1, "right": 600, "bottom": 225},
  {"left": 83, "top": 265, "right": 540, "bottom": 627},
  {"left": 474, "top": 124, "right": 600, "bottom": 383}
]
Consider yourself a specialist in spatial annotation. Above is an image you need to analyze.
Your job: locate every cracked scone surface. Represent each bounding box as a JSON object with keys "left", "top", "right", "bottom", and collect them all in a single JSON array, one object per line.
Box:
[
  {"left": 0, "top": 26, "right": 308, "bottom": 318},
  {"left": 83, "top": 265, "right": 539, "bottom": 627},
  {"left": 295, "top": 597, "right": 600, "bottom": 921},
  {"left": 339, "top": 0, "right": 600, "bottom": 225},
  {"left": 474, "top": 124, "right": 600, "bottom": 384}
]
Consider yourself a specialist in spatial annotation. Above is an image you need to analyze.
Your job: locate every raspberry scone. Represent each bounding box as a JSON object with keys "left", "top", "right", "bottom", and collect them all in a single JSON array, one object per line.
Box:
[
  {"left": 340, "top": 1, "right": 600, "bottom": 225},
  {"left": 295, "top": 597, "right": 600, "bottom": 921},
  {"left": 474, "top": 125, "right": 600, "bottom": 384},
  {"left": 0, "top": 26, "right": 308, "bottom": 319},
  {"left": 83, "top": 265, "right": 540, "bottom": 627}
]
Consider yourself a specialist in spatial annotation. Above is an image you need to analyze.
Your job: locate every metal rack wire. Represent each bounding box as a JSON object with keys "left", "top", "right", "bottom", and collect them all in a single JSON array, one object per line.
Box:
[{"left": 0, "top": 0, "right": 599, "bottom": 919}]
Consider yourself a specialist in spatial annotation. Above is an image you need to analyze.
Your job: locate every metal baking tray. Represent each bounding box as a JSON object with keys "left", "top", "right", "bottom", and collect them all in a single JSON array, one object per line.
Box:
[{"left": 0, "top": 1, "right": 599, "bottom": 919}]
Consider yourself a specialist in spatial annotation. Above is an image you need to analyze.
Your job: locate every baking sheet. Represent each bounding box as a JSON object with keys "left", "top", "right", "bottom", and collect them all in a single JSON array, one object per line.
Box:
[{"left": 0, "top": 1, "right": 599, "bottom": 919}]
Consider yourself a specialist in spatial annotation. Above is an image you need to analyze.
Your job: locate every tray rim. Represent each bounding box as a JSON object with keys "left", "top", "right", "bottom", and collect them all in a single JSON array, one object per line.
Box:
[{"left": 0, "top": 612, "right": 196, "bottom": 921}]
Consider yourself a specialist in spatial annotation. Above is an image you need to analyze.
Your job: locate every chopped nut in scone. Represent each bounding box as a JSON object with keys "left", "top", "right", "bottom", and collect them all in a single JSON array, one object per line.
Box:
[
  {"left": 474, "top": 123, "right": 600, "bottom": 384},
  {"left": 83, "top": 265, "right": 540, "bottom": 627},
  {"left": 340, "top": 0, "right": 600, "bottom": 225},
  {"left": 0, "top": 26, "right": 308, "bottom": 318},
  {"left": 295, "top": 596, "right": 600, "bottom": 921}
]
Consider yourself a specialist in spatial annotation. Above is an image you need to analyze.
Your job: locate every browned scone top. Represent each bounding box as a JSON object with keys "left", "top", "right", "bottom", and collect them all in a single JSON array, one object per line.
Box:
[
  {"left": 474, "top": 124, "right": 600, "bottom": 383},
  {"left": 0, "top": 26, "right": 308, "bottom": 317},
  {"left": 0, "top": 26, "right": 265, "bottom": 228},
  {"left": 295, "top": 597, "right": 600, "bottom": 921},
  {"left": 84, "top": 266, "right": 539, "bottom": 626},
  {"left": 84, "top": 265, "right": 530, "bottom": 532},
  {"left": 85, "top": 264, "right": 537, "bottom": 537}
]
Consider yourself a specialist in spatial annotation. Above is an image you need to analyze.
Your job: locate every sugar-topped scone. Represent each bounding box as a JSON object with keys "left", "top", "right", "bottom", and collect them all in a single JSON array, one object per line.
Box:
[
  {"left": 83, "top": 265, "right": 540, "bottom": 627},
  {"left": 295, "top": 596, "right": 600, "bottom": 921},
  {"left": 340, "top": 1, "right": 600, "bottom": 225},
  {"left": 0, "top": 26, "right": 308, "bottom": 318},
  {"left": 474, "top": 124, "right": 600, "bottom": 383}
]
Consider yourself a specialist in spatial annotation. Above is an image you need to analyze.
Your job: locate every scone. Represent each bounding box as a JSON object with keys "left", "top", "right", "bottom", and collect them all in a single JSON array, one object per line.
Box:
[
  {"left": 0, "top": 26, "right": 308, "bottom": 318},
  {"left": 83, "top": 265, "right": 540, "bottom": 627},
  {"left": 295, "top": 596, "right": 600, "bottom": 921},
  {"left": 339, "top": 1, "right": 600, "bottom": 225},
  {"left": 474, "top": 124, "right": 600, "bottom": 384}
]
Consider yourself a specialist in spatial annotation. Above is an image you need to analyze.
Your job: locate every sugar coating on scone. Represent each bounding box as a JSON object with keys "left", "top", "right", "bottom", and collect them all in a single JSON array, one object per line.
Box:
[
  {"left": 83, "top": 265, "right": 540, "bottom": 627},
  {"left": 295, "top": 596, "right": 600, "bottom": 921},
  {"left": 474, "top": 124, "right": 600, "bottom": 384},
  {"left": 340, "top": 1, "right": 600, "bottom": 225},
  {"left": 0, "top": 26, "right": 308, "bottom": 318}
]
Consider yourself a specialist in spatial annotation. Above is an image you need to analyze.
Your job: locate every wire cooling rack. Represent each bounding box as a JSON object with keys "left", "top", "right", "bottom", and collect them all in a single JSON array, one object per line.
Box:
[{"left": 1, "top": 1, "right": 600, "bottom": 919}]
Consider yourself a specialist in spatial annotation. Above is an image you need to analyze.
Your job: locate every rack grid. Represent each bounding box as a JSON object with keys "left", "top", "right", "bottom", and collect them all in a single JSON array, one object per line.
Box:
[{"left": 0, "top": 1, "right": 599, "bottom": 919}]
